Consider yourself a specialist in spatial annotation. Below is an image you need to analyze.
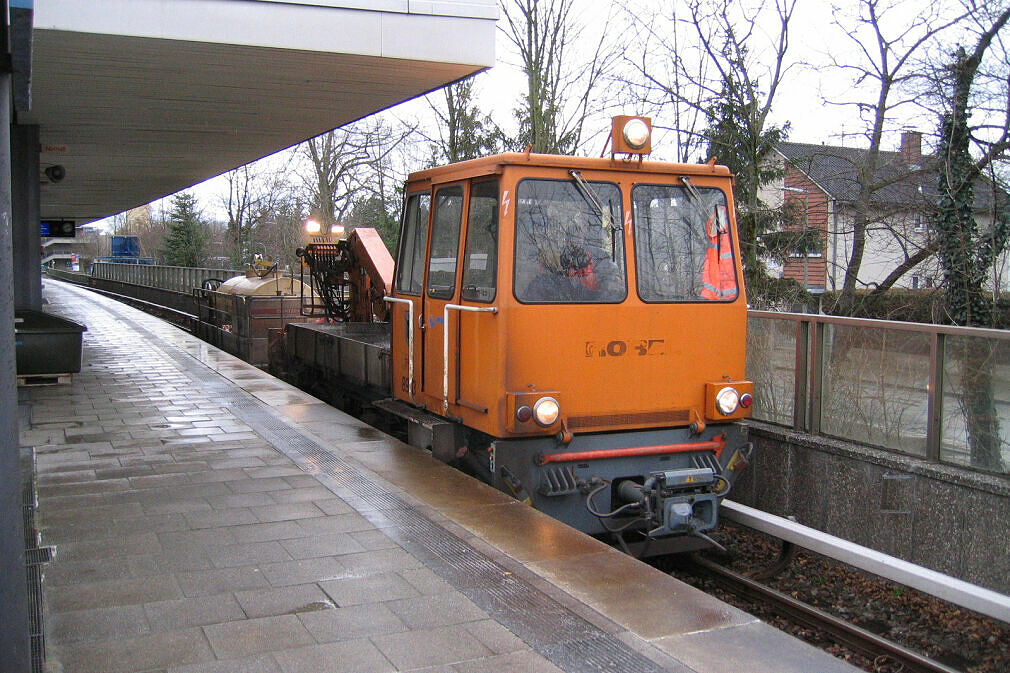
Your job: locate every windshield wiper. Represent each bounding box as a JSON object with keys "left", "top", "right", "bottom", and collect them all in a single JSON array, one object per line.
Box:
[{"left": 570, "top": 170, "right": 617, "bottom": 231}]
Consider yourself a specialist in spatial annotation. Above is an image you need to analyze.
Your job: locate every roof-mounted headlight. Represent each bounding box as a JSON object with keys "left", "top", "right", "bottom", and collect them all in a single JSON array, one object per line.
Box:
[
  {"left": 623, "top": 118, "right": 650, "bottom": 150},
  {"left": 611, "top": 116, "right": 652, "bottom": 155}
]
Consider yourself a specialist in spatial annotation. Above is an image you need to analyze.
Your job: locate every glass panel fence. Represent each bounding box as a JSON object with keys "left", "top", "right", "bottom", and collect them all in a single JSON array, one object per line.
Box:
[
  {"left": 746, "top": 316, "right": 797, "bottom": 426},
  {"left": 941, "top": 335, "right": 1010, "bottom": 474},
  {"left": 819, "top": 324, "right": 931, "bottom": 456}
]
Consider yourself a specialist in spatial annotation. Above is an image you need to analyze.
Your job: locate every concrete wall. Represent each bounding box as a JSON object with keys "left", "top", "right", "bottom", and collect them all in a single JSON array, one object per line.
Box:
[{"left": 734, "top": 422, "right": 1010, "bottom": 594}]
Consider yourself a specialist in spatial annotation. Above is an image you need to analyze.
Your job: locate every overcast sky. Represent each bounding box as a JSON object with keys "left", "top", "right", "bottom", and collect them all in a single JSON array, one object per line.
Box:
[{"left": 167, "top": 0, "right": 987, "bottom": 225}]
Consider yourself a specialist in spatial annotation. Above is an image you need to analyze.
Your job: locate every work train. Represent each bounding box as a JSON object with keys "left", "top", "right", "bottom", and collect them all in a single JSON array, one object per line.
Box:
[{"left": 204, "top": 117, "right": 755, "bottom": 554}]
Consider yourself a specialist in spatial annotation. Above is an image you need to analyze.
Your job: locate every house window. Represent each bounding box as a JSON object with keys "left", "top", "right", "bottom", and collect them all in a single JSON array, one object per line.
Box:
[
  {"left": 912, "top": 275, "right": 919, "bottom": 289},
  {"left": 913, "top": 213, "right": 926, "bottom": 233}
]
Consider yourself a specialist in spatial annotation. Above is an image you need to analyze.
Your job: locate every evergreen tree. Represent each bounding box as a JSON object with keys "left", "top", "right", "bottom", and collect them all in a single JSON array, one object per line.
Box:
[
  {"left": 161, "top": 192, "right": 210, "bottom": 267},
  {"left": 703, "top": 76, "right": 806, "bottom": 306},
  {"left": 430, "top": 76, "right": 504, "bottom": 163}
]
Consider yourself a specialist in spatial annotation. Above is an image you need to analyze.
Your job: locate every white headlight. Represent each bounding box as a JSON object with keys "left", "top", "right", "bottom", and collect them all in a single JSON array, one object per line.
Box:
[
  {"left": 305, "top": 219, "right": 322, "bottom": 234},
  {"left": 533, "top": 397, "right": 560, "bottom": 427},
  {"left": 715, "top": 387, "right": 740, "bottom": 415},
  {"left": 623, "top": 118, "right": 651, "bottom": 150}
]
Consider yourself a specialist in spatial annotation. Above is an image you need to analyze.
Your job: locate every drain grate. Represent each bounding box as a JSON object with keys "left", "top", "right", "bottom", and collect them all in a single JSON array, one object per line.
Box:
[
  {"left": 21, "top": 447, "right": 49, "bottom": 673},
  {"left": 98, "top": 299, "right": 673, "bottom": 673}
]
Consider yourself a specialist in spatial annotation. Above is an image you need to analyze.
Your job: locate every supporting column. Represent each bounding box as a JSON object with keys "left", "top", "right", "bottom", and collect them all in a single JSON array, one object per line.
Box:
[
  {"left": 11, "top": 122, "right": 40, "bottom": 309},
  {"left": 0, "top": 65, "right": 32, "bottom": 673}
]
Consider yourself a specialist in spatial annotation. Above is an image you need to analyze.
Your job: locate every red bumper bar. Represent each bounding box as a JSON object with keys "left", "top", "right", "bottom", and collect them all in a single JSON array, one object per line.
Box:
[{"left": 535, "top": 434, "right": 726, "bottom": 465}]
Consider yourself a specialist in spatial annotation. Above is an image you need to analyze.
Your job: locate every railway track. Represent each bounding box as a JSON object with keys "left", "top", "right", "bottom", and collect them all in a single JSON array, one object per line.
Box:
[{"left": 682, "top": 554, "right": 963, "bottom": 673}]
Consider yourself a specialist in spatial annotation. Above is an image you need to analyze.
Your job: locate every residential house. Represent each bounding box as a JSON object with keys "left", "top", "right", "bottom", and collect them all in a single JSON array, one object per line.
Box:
[{"left": 760, "top": 131, "right": 1009, "bottom": 293}]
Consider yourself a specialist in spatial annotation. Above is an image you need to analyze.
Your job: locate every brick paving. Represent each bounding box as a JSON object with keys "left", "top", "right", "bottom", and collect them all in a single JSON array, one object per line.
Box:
[{"left": 26, "top": 284, "right": 565, "bottom": 673}]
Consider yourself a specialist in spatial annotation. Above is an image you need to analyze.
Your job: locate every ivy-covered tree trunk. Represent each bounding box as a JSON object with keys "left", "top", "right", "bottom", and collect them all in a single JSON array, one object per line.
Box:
[{"left": 935, "top": 39, "right": 1010, "bottom": 472}]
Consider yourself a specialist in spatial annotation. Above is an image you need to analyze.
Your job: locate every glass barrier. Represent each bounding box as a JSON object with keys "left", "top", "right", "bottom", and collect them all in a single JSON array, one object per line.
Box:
[
  {"left": 746, "top": 317, "right": 797, "bottom": 426},
  {"left": 941, "top": 335, "right": 1010, "bottom": 473},
  {"left": 747, "top": 312, "right": 1010, "bottom": 476},
  {"left": 820, "top": 324, "right": 930, "bottom": 457}
]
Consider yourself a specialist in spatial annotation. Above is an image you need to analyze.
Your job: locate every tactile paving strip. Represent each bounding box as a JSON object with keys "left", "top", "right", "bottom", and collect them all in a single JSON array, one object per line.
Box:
[{"left": 81, "top": 291, "right": 677, "bottom": 673}]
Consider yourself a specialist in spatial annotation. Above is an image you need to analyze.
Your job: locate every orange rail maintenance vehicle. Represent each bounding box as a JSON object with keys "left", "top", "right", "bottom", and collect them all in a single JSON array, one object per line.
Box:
[{"left": 288, "top": 117, "right": 754, "bottom": 554}]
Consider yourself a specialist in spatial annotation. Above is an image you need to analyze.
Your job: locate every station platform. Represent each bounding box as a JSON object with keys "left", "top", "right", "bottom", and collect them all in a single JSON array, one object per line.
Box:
[{"left": 23, "top": 280, "right": 860, "bottom": 673}]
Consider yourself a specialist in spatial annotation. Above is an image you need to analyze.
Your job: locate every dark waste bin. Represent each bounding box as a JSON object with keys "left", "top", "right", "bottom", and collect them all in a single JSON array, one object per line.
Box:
[{"left": 14, "top": 310, "right": 87, "bottom": 376}]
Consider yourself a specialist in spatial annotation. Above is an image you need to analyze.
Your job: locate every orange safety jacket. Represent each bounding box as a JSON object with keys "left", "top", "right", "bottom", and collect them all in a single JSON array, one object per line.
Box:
[{"left": 701, "top": 211, "right": 738, "bottom": 301}]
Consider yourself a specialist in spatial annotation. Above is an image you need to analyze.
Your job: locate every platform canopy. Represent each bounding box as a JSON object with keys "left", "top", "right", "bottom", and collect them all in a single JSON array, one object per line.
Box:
[{"left": 23, "top": 0, "right": 497, "bottom": 224}]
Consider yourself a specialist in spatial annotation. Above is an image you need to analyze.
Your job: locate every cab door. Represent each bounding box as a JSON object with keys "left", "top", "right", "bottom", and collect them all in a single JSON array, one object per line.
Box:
[
  {"left": 390, "top": 191, "right": 430, "bottom": 404},
  {"left": 421, "top": 184, "right": 466, "bottom": 414}
]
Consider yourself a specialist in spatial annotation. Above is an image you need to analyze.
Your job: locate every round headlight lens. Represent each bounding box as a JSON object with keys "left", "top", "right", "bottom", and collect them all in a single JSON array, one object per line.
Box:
[
  {"left": 305, "top": 219, "right": 322, "bottom": 234},
  {"left": 533, "top": 397, "right": 560, "bottom": 427},
  {"left": 715, "top": 387, "right": 740, "bottom": 416},
  {"left": 623, "top": 118, "right": 650, "bottom": 149}
]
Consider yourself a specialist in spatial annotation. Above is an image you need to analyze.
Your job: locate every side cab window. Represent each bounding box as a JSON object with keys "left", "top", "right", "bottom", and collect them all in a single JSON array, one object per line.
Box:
[
  {"left": 394, "top": 192, "right": 430, "bottom": 295},
  {"left": 461, "top": 180, "right": 499, "bottom": 302},
  {"left": 427, "top": 186, "right": 464, "bottom": 299}
]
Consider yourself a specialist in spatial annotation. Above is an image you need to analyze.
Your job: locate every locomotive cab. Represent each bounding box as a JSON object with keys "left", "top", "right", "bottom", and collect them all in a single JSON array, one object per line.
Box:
[{"left": 385, "top": 122, "right": 753, "bottom": 553}]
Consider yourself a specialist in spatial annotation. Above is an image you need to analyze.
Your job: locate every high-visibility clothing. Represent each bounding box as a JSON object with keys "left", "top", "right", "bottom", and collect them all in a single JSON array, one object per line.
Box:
[{"left": 701, "top": 215, "right": 738, "bottom": 301}]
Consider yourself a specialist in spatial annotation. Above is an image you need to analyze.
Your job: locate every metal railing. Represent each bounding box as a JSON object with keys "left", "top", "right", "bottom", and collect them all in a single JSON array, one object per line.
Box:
[
  {"left": 747, "top": 311, "right": 1010, "bottom": 475},
  {"left": 89, "top": 262, "right": 244, "bottom": 294}
]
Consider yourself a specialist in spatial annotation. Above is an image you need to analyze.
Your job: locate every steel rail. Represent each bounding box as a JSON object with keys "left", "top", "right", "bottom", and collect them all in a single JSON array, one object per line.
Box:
[
  {"left": 722, "top": 500, "right": 1010, "bottom": 624},
  {"left": 688, "top": 556, "right": 962, "bottom": 673}
]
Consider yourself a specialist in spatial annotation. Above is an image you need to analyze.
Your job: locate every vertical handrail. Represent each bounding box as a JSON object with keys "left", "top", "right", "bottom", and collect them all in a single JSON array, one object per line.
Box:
[
  {"left": 443, "top": 304, "right": 497, "bottom": 414},
  {"left": 383, "top": 296, "right": 416, "bottom": 403}
]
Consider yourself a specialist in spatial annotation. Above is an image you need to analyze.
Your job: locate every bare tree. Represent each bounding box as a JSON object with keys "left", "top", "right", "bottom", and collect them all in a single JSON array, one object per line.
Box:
[
  {"left": 823, "top": 0, "right": 968, "bottom": 312},
  {"left": 500, "top": 0, "right": 619, "bottom": 154},
  {"left": 299, "top": 118, "right": 414, "bottom": 231}
]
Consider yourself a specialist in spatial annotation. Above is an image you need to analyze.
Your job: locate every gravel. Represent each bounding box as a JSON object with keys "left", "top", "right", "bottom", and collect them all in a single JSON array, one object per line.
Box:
[{"left": 666, "top": 522, "right": 1010, "bottom": 673}]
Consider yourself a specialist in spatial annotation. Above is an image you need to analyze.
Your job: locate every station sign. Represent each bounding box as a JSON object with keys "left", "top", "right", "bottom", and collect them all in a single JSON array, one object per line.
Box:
[{"left": 41, "top": 219, "right": 75, "bottom": 237}]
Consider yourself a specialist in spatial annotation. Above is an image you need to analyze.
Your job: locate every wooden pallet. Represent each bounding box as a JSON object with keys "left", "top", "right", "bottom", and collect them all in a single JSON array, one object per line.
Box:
[{"left": 17, "top": 373, "right": 72, "bottom": 386}]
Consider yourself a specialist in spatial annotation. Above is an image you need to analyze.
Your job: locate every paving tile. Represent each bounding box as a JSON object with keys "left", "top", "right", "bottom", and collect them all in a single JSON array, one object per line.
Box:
[
  {"left": 51, "top": 627, "right": 214, "bottom": 673},
  {"left": 385, "top": 593, "right": 489, "bottom": 630},
  {"left": 298, "top": 602, "right": 407, "bottom": 642},
  {"left": 258, "top": 556, "right": 347, "bottom": 587},
  {"left": 203, "top": 614, "right": 315, "bottom": 659},
  {"left": 234, "top": 583, "right": 335, "bottom": 619},
  {"left": 168, "top": 654, "right": 284, "bottom": 673},
  {"left": 318, "top": 572, "right": 420, "bottom": 607},
  {"left": 183, "top": 507, "right": 261, "bottom": 529},
  {"left": 251, "top": 502, "right": 326, "bottom": 523},
  {"left": 278, "top": 532, "right": 366, "bottom": 560},
  {"left": 228, "top": 521, "right": 310, "bottom": 544},
  {"left": 462, "top": 619, "right": 528, "bottom": 655},
  {"left": 294, "top": 512, "right": 375, "bottom": 536},
  {"left": 399, "top": 567, "right": 455, "bottom": 596},
  {"left": 207, "top": 541, "right": 293, "bottom": 568},
  {"left": 371, "top": 624, "right": 495, "bottom": 670},
  {"left": 48, "top": 575, "right": 184, "bottom": 612},
  {"left": 176, "top": 566, "right": 271, "bottom": 597},
  {"left": 226, "top": 477, "right": 292, "bottom": 494},
  {"left": 58, "top": 532, "right": 162, "bottom": 561},
  {"left": 451, "top": 650, "right": 566, "bottom": 673},
  {"left": 205, "top": 492, "right": 277, "bottom": 509},
  {"left": 47, "top": 604, "right": 150, "bottom": 644},
  {"left": 336, "top": 547, "right": 425, "bottom": 577},
  {"left": 348, "top": 529, "right": 401, "bottom": 551},
  {"left": 145, "top": 593, "right": 246, "bottom": 631},
  {"left": 265, "top": 486, "right": 335, "bottom": 504},
  {"left": 273, "top": 639, "right": 396, "bottom": 673}
]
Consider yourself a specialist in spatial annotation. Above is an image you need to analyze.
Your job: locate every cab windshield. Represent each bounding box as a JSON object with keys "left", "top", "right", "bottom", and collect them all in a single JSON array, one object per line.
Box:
[
  {"left": 631, "top": 184, "right": 737, "bottom": 302},
  {"left": 513, "top": 178, "right": 627, "bottom": 304}
]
